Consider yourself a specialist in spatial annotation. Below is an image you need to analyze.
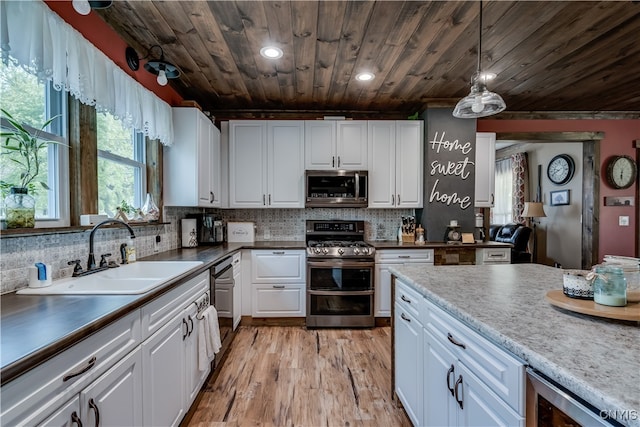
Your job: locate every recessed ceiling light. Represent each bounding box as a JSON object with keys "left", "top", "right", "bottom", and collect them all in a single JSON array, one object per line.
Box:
[
  {"left": 260, "top": 46, "right": 283, "bottom": 59},
  {"left": 356, "top": 72, "right": 375, "bottom": 81}
]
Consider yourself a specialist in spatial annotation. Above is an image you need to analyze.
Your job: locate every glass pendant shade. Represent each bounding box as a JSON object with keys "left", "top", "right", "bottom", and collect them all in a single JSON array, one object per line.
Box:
[{"left": 453, "top": 79, "right": 507, "bottom": 118}]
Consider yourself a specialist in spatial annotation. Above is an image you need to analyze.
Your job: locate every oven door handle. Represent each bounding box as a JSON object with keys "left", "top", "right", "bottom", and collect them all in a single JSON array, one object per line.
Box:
[
  {"left": 307, "top": 261, "right": 375, "bottom": 269},
  {"left": 307, "top": 290, "right": 374, "bottom": 296}
]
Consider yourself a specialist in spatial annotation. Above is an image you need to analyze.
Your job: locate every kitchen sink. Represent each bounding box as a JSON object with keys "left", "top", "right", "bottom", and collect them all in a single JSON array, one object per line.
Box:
[{"left": 17, "top": 261, "right": 203, "bottom": 295}]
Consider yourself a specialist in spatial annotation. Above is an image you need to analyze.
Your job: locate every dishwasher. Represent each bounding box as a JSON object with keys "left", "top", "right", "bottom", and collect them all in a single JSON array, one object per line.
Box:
[{"left": 211, "top": 256, "right": 235, "bottom": 371}]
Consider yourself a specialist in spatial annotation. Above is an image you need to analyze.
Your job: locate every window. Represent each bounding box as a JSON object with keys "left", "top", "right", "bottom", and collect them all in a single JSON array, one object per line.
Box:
[
  {"left": 492, "top": 158, "right": 513, "bottom": 225},
  {"left": 0, "top": 62, "right": 69, "bottom": 227},
  {"left": 97, "top": 113, "right": 146, "bottom": 217}
]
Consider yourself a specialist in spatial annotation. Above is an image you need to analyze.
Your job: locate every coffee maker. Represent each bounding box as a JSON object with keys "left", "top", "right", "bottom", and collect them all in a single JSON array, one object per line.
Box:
[{"left": 187, "top": 213, "right": 224, "bottom": 245}]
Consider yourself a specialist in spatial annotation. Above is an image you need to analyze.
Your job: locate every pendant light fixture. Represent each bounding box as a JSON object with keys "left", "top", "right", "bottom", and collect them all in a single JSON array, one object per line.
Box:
[
  {"left": 453, "top": 0, "right": 506, "bottom": 118},
  {"left": 72, "top": 0, "right": 113, "bottom": 15},
  {"left": 125, "top": 45, "right": 180, "bottom": 86}
]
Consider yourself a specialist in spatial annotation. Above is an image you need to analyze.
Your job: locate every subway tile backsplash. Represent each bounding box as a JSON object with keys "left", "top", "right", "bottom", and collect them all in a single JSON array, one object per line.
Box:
[{"left": 0, "top": 207, "right": 413, "bottom": 294}]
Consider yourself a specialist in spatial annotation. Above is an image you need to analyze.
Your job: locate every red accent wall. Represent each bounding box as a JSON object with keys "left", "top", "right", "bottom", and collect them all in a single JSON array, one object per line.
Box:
[
  {"left": 478, "top": 119, "right": 640, "bottom": 261},
  {"left": 44, "top": 1, "right": 183, "bottom": 106}
]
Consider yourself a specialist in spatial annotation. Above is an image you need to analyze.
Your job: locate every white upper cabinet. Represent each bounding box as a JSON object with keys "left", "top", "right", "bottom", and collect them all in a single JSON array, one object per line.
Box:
[
  {"left": 474, "top": 132, "right": 496, "bottom": 207},
  {"left": 229, "top": 121, "right": 304, "bottom": 208},
  {"left": 304, "top": 120, "right": 367, "bottom": 170},
  {"left": 368, "top": 120, "right": 423, "bottom": 208},
  {"left": 165, "top": 107, "right": 222, "bottom": 207}
]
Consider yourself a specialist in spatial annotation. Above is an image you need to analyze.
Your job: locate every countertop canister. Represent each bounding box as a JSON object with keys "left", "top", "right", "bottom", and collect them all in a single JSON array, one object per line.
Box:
[
  {"left": 181, "top": 218, "right": 198, "bottom": 248},
  {"left": 592, "top": 265, "right": 627, "bottom": 307}
]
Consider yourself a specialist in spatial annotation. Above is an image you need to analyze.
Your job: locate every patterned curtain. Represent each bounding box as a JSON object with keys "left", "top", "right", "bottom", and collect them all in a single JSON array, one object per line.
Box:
[{"left": 511, "top": 152, "right": 529, "bottom": 224}]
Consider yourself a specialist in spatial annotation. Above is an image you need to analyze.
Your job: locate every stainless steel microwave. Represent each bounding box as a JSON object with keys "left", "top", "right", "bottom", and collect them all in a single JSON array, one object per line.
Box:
[{"left": 305, "top": 170, "right": 368, "bottom": 208}]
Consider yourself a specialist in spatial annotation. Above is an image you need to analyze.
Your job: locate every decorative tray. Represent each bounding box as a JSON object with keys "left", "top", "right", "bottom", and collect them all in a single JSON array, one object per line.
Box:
[{"left": 546, "top": 290, "right": 640, "bottom": 321}]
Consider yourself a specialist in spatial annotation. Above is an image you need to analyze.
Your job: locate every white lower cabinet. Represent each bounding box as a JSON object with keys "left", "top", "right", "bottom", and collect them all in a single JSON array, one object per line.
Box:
[
  {"left": 375, "top": 249, "right": 433, "bottom": 316},
  {"left": 250, "top": 250, "right": 306, "bottom": 317},
  {"left": 394, "top": 281, "right": 424, "bottom": 427},
  {"left": 252, "top": 283, "right": 305, "bottom": 317},
  {"left": 476, "top": 247, "right": 511, "bottom": 264},
  {"left": 2, "top": 272, "right": 212, "bottom": 427},
  {"left": 394, "top": 277, "right": 525, "bottom": 427}
]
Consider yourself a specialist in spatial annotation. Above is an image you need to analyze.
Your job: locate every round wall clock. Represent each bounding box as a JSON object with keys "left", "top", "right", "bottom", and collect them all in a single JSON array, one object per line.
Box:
[
  {"left": 606, "top": 155, "right": 637, "bottom": 189},
  {"left": 547, "top": 154, "right": 575, "bottom": 185}
]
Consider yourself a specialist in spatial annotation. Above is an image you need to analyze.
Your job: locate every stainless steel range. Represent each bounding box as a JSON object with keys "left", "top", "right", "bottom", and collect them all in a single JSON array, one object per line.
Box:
[{"left": 305, "top": 220, "right": 375, "bottom": 328}]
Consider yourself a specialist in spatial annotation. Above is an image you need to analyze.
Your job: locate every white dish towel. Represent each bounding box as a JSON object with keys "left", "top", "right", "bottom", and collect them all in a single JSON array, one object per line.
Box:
[{"left": 198, "top": 305, "right": 222, "bottom": 371}]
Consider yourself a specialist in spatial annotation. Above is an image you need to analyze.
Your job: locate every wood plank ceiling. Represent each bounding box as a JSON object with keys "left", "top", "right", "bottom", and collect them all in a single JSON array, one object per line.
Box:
[{"left": 96, "top": 1, "right": 640, "bottom": 118}]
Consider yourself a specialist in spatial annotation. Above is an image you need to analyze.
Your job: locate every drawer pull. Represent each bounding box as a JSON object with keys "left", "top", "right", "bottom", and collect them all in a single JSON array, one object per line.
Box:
[
  {"left": 400, "top": 313, "right": 411, "bottom": 322},
  {"left": 63, "top": 356, "right": 97, "bottom": 382},
  {"left": 446, "top": 364, "right": 455, "bottom": 396},
  {"left": 398, "top": 255, "right": 411, "bottom": 259},
  {"left": 447, "top": 332, "right": 466, "bottom": 349},
  {"left": 400, "top": 295, "right": 412, "bottom": 304},
  {"left": 489, "top": 253, "right": 505, "bottom": 257},
  {"left": 188, "top": 315, "right": 194, "bottom": 336},
  {"left": 454, "top": 375, "right": 464, "bottom": 409},
  {"left": 182, "top": 318, "right": 189, "bottom": 340},
  {"left": 71, "top": 411, "right": 83, "bottom": 427},
  {"left": 273, "top": 285, "right": 286, "bottom": 289},
  {"left": 272, "top": 251, "right": 285, "bottom": 255},
  {"left": 89, "top": 398, "right": 100, "bottom": 427}
]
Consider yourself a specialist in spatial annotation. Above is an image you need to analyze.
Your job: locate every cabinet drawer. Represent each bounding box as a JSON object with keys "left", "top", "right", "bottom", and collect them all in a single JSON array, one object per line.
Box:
[
  {"left": 395, "top": 279, "right": 423, "bottom": 320},
  {"left": 477, "top": 248, "right": 511, "bottom": 264},
  {"left": 251, "top": 250, "right": 305, "bottom": 283},
  {"left": 252, "top": 283, "right": 305, "bottom": 317},
  {"left": 376, "top": 249, "right": 434, "bottom": 263},
  {"left": 141, "top": 272, "right": 209, "bottom": 340},
  {"left": 423, "top": 298, "right": 525, "bottom": 415},
  {"left": 1, "top": 311, "right": 140, "bottom": 426}
]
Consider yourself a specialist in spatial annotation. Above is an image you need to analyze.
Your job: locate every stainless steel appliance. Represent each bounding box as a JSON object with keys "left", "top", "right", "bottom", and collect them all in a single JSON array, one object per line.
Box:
[
  {"left": 305, "top": 170, "right": 368, "bottom": 208},
  {"left": 188, "top": 213, "right": 224, "bottom": 245},
  {"left": 210, "top": 256, "right": 236, "bottom": 372},
  {"left": 526, "top": 368, "right": 621, "bottom": 427},
  {"left": 306, "top": 220, "right": 375, "bottom": 328}
]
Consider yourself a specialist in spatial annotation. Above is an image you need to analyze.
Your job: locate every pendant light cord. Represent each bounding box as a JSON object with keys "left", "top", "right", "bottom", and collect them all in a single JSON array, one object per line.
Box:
[{"left": 476, "top": 0, "right": 483, "bottom": 76}]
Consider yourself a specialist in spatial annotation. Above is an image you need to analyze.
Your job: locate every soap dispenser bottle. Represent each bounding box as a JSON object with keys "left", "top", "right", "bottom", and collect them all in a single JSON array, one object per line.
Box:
[{"left": 126, "top": 237, "right": 137, "bottom": 263}]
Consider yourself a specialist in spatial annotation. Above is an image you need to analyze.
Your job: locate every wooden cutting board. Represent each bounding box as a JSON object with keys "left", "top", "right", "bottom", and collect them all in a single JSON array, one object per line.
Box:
[{"left": 546, "top": 290, "right": 640, "bottom": 322}]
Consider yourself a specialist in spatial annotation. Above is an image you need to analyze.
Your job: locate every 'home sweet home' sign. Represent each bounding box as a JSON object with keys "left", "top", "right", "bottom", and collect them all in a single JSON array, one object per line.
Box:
[{"left": 419, "top": 108, "right": 476, "bottom": 241}]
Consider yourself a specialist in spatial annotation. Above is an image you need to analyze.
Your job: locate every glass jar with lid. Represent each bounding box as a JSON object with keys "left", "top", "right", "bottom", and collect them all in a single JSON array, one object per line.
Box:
[{"left": 592, "top": 265, "right": 627, "bottom": 307}]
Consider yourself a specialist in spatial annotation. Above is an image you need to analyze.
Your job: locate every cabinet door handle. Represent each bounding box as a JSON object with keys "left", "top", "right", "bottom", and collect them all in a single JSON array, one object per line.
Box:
[
  {"left": 447, "top": 332, "right": 466, "bottom": 349},
  {"left": 188, "top": 315, "right": 194, "bottom": 336},
  {"left": 273, "top": 285, "right": 285, "bottom": 289},
  {"left": 182, "top": 318, "right": 189, "bottom": 340},
  {"left": 391, "top": 194, "right": 395, "bottom": 205},
  {"left": 400, "top": 313, "right": 411, "bottom": 322},
  {"left": 263, "top": 194, "right": 266, "bottom": 205},
  {"left": 210, "top": 191, "right": 214, "bottom": 203},
  {"left": 71, "top": 411, "right": 83, "bottom": 427},
  {"left": 337, "top": 156, "right": 341, "bottom": 167},
  {"left": 332, "top": 156, "right": 335, "bottom": 168},
  {"left": 268, "top": 194, "right": 271, "bottom": 205},
  {"left": 446, "top": 364, "right": 455, "bottom": 396},
  {"left": 454, "top": 375, "right": 464, "bottom": 409},
  {"left": 272, "top": 251, "right": 285, "bottom": 255},
  {"left": 397, "top": 194, "right": 400, "bottom": 204},
  {"left": 400, "top": 294, "right": 411, "bottom": 303},
  {"left": 491, "top": 193, "right": 495, "bottom": 205},
  {"left": 89, "top": 398, "right": 100, "bottom": 427},
  {"left": 63, "top": 356, "right": 97, "bottom": 382}
]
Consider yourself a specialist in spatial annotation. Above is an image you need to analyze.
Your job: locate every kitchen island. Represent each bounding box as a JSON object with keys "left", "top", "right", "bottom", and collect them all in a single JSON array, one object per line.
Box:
[{"left": 390, "top": 263, "right": 639, "bottom": 427}]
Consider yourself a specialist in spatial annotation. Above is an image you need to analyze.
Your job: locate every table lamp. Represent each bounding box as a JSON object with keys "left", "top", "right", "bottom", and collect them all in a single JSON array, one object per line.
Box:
[{"left": 522, "top": 202, "right": 546, "bottom": 263}]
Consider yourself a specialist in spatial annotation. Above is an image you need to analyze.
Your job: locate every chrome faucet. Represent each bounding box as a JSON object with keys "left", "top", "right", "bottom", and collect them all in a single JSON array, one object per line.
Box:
[{"left": 88, "top": 219, "right": 135, "bottom": 270}]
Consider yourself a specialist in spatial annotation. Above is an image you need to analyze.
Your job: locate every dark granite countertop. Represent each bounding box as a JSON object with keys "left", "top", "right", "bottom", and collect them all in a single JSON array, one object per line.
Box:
[
  {"left": 369, "top": 240, "right": 512, "bottom": 249},
  {"left": 1, "top": 241, "right": 304, "bottom": 385}
]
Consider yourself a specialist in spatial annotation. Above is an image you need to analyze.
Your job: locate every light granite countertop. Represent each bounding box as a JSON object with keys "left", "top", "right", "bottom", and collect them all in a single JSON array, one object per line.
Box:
[{"left": 389, "top": 263, "right": 640, "bottom": 427}]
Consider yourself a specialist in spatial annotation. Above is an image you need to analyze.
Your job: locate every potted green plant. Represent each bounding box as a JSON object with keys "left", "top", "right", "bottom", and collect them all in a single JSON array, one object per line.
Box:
[{"left": 0, "top": 108, "right": 60, "bottom": 228}]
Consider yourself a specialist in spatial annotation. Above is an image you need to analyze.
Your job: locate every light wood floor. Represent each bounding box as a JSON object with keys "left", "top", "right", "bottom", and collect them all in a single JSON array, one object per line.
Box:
[{"left": 188, "top": 326, "right": 412, "bottom": 427}]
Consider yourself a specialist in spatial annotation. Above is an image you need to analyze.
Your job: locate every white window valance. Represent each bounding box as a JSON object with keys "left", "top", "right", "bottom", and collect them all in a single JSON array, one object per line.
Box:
[{"left": 0, "top": 1, "right": 173, "bottom": 145}]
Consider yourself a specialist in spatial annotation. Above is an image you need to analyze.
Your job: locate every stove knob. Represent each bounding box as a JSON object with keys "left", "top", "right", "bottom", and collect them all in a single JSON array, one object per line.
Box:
[
  {"left": 338, "top": 248, "right": 344, "bottom": 255},
  {"left": 314, "top": 248, "right": 321, "bottom": 254},
  {"left": 322, "top": 248, "right": 329, "bottom": 255},
  {"left": 353, "top": 248, "right": 360, "bottom": 255},
  {"left": 361, "top": 248, "right": 369, "bottom": 255}
]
